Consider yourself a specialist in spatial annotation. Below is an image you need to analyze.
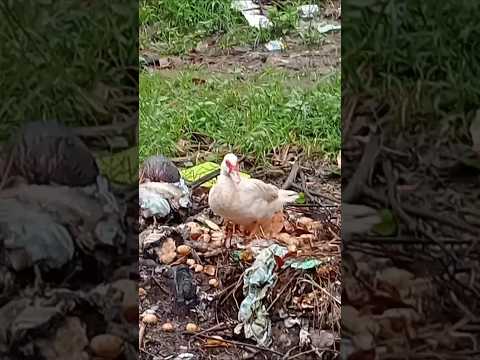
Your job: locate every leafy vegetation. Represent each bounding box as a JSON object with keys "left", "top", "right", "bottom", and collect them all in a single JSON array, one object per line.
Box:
[
  {"left": 0, "top": 1, "right": 137, "bottom": 139},
  {"left": 343, "top": 0, "right": 480, "bottom": 129},
  {"left": 140, "top": 0, "right": 325, "bottom": 54}
]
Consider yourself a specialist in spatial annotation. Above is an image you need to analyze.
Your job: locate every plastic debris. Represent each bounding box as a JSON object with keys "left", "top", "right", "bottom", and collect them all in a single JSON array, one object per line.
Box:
[
  {"left": 174, "top": 354, "right": 195, "bottom": 360},
  {"left": 237, "top": 244, "right": 288, "bottom": 347},
  {"left": 231, "top": 0, "right": 272, "bottom": 29},
  {"left": 1, "top": 199, "right": 74, "bottom": 272},
  {"left": 265, "top": 40, "right": 286, "bottom": 52},
  {"left": 316, "top": 23, "right": 341, "bottom": 33},
  {"left": 139, "top": 179, "right": 191, "bottom": 219},
  {"left": 284, "top": 258, "right": 324, "bottom": 270},
  {"left": 180, "top": 161, "right": 250, "bottom": 188},
  {"left": 298, "top": 4, "right": 320, "bottom": 19},
  {"left": 95, "top": 146, "right": 138, "bottom": 185}
]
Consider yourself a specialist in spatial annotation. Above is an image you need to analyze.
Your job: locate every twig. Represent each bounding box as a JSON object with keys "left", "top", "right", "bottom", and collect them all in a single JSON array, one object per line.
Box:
[
  {"left": 71, "top": 117, "right": 137, "bottom": 137},
  {"left": 267, "top": 273, "right": 298, "bottom": 312},
  {"left": 363, "top": 187, "right": 478, "bottom": 235},
  {"left": 193, "top": 334, "right": 284, "bottom": 357},
  {"left": 343, "top": 133, "right": 381, "bottom": 202},
  {"left": 220, "top": 273, "right": 244, "bottom": 305},
  {"left": 303, "top": 275, "right": 340, "bottom": 305},
  {"left": 282, "top": 161, "right": 300, "bottom": 189},
  {"left": 292, "top": 183, "right": 339, "bottom": 204}
]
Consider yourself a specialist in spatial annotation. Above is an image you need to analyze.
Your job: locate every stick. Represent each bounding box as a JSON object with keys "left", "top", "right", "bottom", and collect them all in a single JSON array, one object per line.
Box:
[
  {"left": 193, "top": 334, "right": 284, "bottom": 357},
  {"left": 343, "top": 133, "right": 380, "bottom": 202},
  {"left": 282, "top": 161, "right": 300, "bottom": 189}
]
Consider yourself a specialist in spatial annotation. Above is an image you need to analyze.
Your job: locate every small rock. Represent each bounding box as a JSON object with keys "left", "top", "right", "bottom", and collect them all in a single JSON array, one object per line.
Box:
[
  {"left": 161, "top": 322, "right": 175, "bottom": 332},
  {"left": 203, "top": 265, "right": 216, "bottom": 276},
  {"left": 142, "top": 313, "right": 158, "bottom": 325},
  {"left": 89, "top": 334, "right": 124, "bottom": 359},
  {"left": 208, "top": 278, "right": 219, "bottom": 288},
  {"left": 177, "top": 245, "right": 191, "bottom": 256},
  {"left": 194, "top": 264, "right": 204, "bottom": 273},
  {"left": 186, "top": 258, "right": 196, "bottom": 266},
  {"left": 185, "top": 323, "right": 199, "bottom": 334}
]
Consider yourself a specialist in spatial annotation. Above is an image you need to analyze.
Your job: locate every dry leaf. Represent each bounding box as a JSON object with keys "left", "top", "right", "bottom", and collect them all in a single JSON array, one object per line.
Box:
[
  {"left": 203, "top": 265, "right": 216, "bottom": 276},
  {"left": 204, "top": 219, "right": 220, "bottom": 231},
  {"left": 211, "top": 231, "right": 224, "bottom": 242},
  {"left": 157, "top": 238, "right": 176, "bottom": 264},
  {"left": 297, "top": 216, "right": 314, "bottom": 227},
  {"left": 187, "top": 222, "right": 203, "bottom": 240},
  {"left": 276, "top": 232, "right": 299, "bottom": 247},
  {"left": 205, "top": 336, "right": 229, "bottom": 348},
  {"left": 198, "top": 233, "right": 211, "bottom": 242},
  {"left": 139, "top": 288, "right": 146, "bottom": 297}
]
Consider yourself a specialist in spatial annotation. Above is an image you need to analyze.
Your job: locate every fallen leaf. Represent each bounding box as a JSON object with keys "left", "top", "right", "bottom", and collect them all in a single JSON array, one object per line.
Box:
[
  {"left": 186, "top": 222, "right": 203, "bottom": 240},
  {"left": 311, "top": 330, "right": 335, "bottom": 348},
  {"left": 205, "top": 336, "right": 229, "bottom": 348},
  {"left": 157, "top": 238, "right": 176, "bottom": 264},
  {"left": 204, "top": 219, "right": 220, "bottom": 231},
  {"left": 372, "top": 209, "right": 397, "bottom": 236}
]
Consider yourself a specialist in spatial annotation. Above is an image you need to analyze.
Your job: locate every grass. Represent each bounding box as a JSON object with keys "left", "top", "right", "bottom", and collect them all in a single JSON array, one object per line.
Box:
[
  {"left": 140, "top": 0, "right": 326, "bottom": 55},
  {"left": 0, "top": 2, "right": 138, "bottom": 140},
  {"left": 343, "top": 0, "right": 480, "bottom": 135},
  {"left": 140, "top": 69, "right": 340, "bottom": 163}
]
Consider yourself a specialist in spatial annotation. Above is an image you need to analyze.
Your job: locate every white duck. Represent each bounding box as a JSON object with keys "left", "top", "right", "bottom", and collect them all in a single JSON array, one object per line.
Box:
[{"left": 208, "top": 153, "right": 299, "bottom": 237}]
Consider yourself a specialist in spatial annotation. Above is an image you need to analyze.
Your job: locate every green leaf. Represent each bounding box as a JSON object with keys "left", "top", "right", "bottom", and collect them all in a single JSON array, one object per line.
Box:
[
  {"left": 372, "top": 209, "right": 397, "bottom": 236},
  {"left": 296, "top": 192, "right": 306, "bottom": 204}
]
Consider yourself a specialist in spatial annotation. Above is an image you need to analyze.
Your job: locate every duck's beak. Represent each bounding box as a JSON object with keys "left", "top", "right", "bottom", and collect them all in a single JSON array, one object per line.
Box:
[{"left": 230, "top": 169, "right": 241, "bottom": 184}]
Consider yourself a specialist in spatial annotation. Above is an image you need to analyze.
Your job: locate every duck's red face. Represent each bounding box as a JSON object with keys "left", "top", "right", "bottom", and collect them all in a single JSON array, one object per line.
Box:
[{"left": 225, "top": 160, "right": 239, "bottom": 173}]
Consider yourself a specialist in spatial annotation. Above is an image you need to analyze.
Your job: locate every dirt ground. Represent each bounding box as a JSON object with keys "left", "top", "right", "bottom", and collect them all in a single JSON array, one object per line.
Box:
[{"left": 141, "top": 31, "right": 340, "bottom": 74}]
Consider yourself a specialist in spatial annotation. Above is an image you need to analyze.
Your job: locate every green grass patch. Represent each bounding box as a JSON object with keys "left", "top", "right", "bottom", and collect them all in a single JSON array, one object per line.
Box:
[
  {"left": 140, "top": 69, "right": 340, "bottom": 163},
  {"left": 0, "top": 2, "right": 137, "bottom": 139},
  {"left": 343, "top": 0, "right": 480, "bottom": 132}
]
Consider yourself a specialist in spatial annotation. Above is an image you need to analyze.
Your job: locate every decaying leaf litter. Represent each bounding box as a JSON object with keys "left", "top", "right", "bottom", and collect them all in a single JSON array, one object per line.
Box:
[
  {"left": 139, "top": 148, "right": 341, "bottom": 360},
  {"left": 342, "top": 98, "right": 480, "bottom": 359},
  {"left": 0, "top": 121, "right": 139, "bottom": 359}
]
